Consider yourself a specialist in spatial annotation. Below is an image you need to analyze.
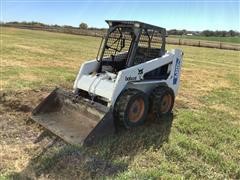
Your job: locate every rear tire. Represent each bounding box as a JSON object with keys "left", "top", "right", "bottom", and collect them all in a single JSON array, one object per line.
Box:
[
  {"left": 150, "top": 86, "right": 175, "bottom": 119},
  {"left": 114, "top": 89, "right": 149, "bottom": 128}
]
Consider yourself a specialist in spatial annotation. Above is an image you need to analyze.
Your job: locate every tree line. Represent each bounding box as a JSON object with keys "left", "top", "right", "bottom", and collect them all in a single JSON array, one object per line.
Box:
[
  {"left": 1, "top": 21, "right": 239, "bottom": 37},
  {"left": 168, "top": 29, "right": 239, "bottom": 37}
]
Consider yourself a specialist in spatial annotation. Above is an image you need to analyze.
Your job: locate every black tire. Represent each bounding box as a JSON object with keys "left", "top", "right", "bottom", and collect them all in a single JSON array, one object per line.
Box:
[
  {"left": 114, "top": 89, "right": 149, "bottom": 128},
  {"left": 150, "top": 86, "right": 175, "bottom": 119}
]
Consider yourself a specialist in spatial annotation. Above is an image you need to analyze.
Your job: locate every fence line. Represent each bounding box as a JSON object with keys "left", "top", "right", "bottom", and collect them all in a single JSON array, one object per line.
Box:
[
  {"left": 166, "top": 38, "right": 240, "bottom": 51},
  {"left": 3, "top": 25, "right": 240, "bottom": 51}
]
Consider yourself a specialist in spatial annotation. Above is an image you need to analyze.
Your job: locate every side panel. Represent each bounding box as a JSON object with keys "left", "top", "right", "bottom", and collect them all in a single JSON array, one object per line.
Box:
[
  {"left": 73, "top": 60, "right": 99, "bottom": 90},
  {"left": 75, "top": 74, "right": 115, "bottom": 101},
  {"left": 111, "top": 49, "right": 183, "bottom": 106},
  {"left": 166, "top": 49, "right": 183, "bottom": 96},
  {"left": 129, "top": 49, "right": 183, "bottom": 96}
]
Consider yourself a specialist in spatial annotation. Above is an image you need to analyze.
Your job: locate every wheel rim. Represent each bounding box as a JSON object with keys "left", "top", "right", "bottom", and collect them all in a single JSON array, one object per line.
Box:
[
  {"left": 160, "top": 94, "right": 172, "bottom": 113},
  {"left": 128, "top": 98, "right": 145, "bottom": 123}
]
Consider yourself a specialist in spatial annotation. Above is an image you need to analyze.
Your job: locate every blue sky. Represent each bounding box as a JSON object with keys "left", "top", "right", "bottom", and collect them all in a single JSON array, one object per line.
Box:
[{"left": 1, "top": 0, "right": 239, "bottom": 31}]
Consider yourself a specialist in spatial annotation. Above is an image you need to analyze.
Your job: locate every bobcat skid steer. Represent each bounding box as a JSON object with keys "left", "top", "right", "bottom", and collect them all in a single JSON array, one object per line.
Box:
[{"left": 31, "top": 20, "right": 183, "bottom": 145}]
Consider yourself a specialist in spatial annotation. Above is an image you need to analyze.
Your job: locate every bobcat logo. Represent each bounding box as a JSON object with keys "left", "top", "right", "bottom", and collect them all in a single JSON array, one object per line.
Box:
[
  {"left": 138, "top": 68, "right": 144, "bottom": 80},
  {"left": 138, "top": 68, "right": 143, "bottom": 75}
]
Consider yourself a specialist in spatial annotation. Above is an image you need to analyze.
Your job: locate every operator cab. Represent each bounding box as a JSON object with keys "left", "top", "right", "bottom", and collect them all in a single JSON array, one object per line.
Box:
[{"left": 97, "top": 20, "right": 167, "bottom": 74}]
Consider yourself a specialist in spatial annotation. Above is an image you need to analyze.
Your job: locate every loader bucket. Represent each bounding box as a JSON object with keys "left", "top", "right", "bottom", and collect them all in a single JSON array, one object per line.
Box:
[{"left": 31, "top": 88, "right": 115, "bottom": 145}]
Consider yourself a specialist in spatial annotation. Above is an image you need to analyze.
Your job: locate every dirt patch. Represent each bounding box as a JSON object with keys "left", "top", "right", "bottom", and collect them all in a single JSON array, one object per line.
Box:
[
  {"left": 0, "top": 89, "right": 48, "bottom": 113},
  {"left": 15, "top": 44, "right": 54, "bottom": 55},
  {"left": 0, "top": 89, "right": 51, "bottom": 176},
  {"left": 0, "top": 88, "right": 126, "bottom": 179}
]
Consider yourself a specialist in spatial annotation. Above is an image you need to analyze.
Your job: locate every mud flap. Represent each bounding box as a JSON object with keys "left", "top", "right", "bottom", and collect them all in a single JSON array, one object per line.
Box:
[{"left": 31, "top": 88, "right": 116, "bottom": 145}]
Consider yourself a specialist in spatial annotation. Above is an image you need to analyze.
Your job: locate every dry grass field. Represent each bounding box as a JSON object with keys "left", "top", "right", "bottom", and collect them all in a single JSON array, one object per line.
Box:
[{"left": 0, "top": 27, "right": 240, "bottom": 179}]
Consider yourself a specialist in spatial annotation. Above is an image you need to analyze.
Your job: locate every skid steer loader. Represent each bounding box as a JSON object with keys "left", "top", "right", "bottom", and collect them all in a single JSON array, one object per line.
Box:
[{"left": 31, "top": 20, "right": 183, "bottom": 145}]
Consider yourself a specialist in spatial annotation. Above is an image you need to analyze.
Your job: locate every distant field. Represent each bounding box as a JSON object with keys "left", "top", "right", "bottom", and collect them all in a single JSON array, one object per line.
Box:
[
  {"left": 169, "top": 35, "right": 240, "bottom": 44},
  {"left": 1, "top": 27, "right": 100, "bottom": 90},
  {"left": 1, "top": 27, "right": 240, "bottom": 179}
]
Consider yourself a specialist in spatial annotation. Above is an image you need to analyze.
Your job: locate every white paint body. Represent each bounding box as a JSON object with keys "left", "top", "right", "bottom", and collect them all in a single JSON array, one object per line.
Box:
[{"left": 73, "top": 49, "right": 183, "bottom": 107}]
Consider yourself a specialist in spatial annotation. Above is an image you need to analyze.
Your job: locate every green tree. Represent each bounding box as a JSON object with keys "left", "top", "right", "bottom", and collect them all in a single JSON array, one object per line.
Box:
[{"left": 79, "top": 22, "right": 88, "bottom": 29}]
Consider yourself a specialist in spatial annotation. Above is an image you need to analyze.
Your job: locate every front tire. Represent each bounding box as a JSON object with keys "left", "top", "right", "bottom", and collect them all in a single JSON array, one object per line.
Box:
[{"left": 114, "top": 89, "right": 149, "bottom": 128}]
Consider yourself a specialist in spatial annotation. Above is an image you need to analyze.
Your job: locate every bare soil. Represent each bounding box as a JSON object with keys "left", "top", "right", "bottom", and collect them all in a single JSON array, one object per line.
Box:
[
  {"left": 0, "top": 89, "right": 126, "bottom": 179},
  {"left": 0, "top": 89, "right": 49, "bottom": 176}
]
